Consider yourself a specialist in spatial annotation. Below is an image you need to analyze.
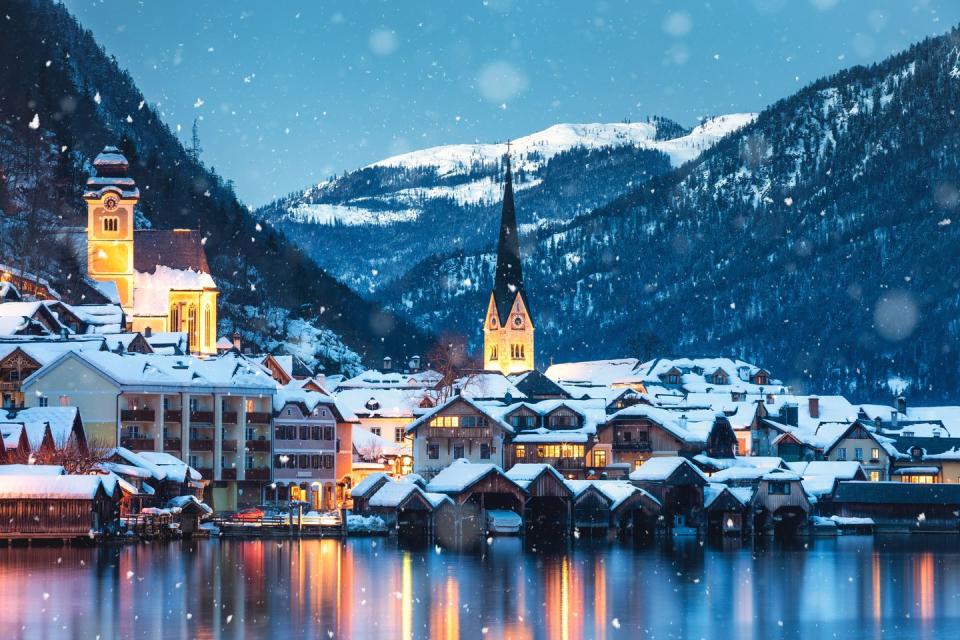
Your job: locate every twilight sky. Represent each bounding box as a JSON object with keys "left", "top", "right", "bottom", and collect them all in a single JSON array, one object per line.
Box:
[{"left": 63, "top": 0, "right": 960, "bottom": 207}]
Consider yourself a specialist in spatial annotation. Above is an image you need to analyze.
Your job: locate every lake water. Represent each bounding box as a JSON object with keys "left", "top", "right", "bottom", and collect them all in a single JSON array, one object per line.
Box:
[{"left": 1, "top": 535, "right": 959, "bottom": 639}]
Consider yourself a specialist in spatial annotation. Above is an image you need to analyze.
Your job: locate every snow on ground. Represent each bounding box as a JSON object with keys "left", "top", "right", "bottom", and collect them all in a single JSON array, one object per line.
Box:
[{"left": 286, "top": 203, "right": 420, "bottom": 226}]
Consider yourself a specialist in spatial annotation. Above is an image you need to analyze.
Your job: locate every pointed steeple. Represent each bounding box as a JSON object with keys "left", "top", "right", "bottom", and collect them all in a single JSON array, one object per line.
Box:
[{"left": 492, "top": 148, "right": 528, "bottom": 324}]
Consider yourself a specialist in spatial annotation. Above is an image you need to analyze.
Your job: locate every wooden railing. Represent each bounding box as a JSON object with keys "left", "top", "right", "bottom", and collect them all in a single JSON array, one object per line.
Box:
[
  {"left": 190, "top": 411, "right": 214, "bottom": 424},
  {"left": 612, "top": 441, "right": 652, "bottom": 452},
  {"left": 222, "top": 411, "right": 238, "bottom": 424},
  {"left": 246, "top": 440, "right": 270, "bottom": 452},
  {"left": 246, "top": 468, "right": 271, "bottom": 481},
  {"left": 222, "top": 439, "right": 238, "bottom": 452},
  {"left": 164, "top": 410, "right": 182, "bottom": 423},
  {"left": 247, "top": 412, "right": 272, "bottom": 424},
  {"left": 428, "top": 427, "right": 492, "bottom": 439},
  {"left": 221, "top": 469, "right": 237, "bottom": 480},
  {"left": 120, "top": 437, "right": 155, "bottom": 451},
  {"left": 121, "top": 409, "right": 155, "bottom": 422},
  {"left": 189, "top": 439, "right": 214, "bottom": 452},
  {"left": 163, "top": 438, "right": 181, "bottom": 452}
]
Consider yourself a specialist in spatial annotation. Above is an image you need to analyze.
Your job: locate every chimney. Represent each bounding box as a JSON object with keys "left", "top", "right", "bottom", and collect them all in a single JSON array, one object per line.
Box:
[
  {"left": 891, "top": 410, "right": 898, "bottom": 428},
  {"left": 679, "top": 414, "right": 688, "bottom": 430},
  {"left": 144, "top": 326, "right": 152, "bottom": 338},
  {"left": 60, "top": 327, "right": 69, "bottom": 341},
  {"left": 232, "top": 331, "right": 241, "bottom": 352},
  {"left": 383, "top": 356, "right": 392, "bottom": 371},
  {"left": 896, "top": 395, "right": 907, "bottom": 416},
  {"left": 808, "top": 396, "right": 819, "bottom": 420}
]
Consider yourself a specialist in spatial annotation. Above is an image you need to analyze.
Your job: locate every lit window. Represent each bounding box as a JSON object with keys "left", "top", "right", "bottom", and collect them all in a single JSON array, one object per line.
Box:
[
  {"left": 870, "top": 471, "right": 880, "bottom": 482},
  {"left": 593, "top": 449, "right": 607, "bottom": 467},
  {"left": 871, "top": 448, "right": 880, "bottom": 461},
  {"left": 515, "top": 445, "right": 526, "bottom": 459},
  {"left": 59, "top": 395, "right": 70, "bottom": 406}
]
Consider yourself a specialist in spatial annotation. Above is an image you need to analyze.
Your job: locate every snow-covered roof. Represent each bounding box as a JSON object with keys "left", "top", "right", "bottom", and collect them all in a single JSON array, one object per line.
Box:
[
  {"left": 607, "top": 403, "right": 712, "bottom": 444},
  {"left": 504, "top": 463, "right": 566, "bottom": 489},
  {"left": 629, "top": 456, "right": 708, "bottom": 482},
  {"left": 336, "top": 369, "right": 441, "bottom": 390},
  {"left": 132, "top": 266, "right": 216, "bottom": 317},
  {"left": 137, "top": 451, "right": 202, "bottom": 483},
  {"left": 350, "top": 472, "right": 390, "bottom": 498},
  {"left": 334, "top": 388, "right": 426, "bottom": 418},
  {"left": 24, "top": 350, "right": 277, "bottom": 394},
  {"left": 353, "top": 425, "right": 407, "bottom": 458},
  {"left": 454, "top": 372, "right": 525, "bottom": 399},
  {"left": 368, "top": 481, "right": 420, "bottom": 508},
  {"left": 1, "top": 406, "right": 80, "bottom": 449},
  {"left": 0, "top": 464, "right": 65, "bottom": 476},
  {"left": 426, "top": 459, "right": 515, "bottom": 494},
  {"left": 0, "top": 474, "right": 104, "bottom": 499},
  {"left": 545, "top": 358, "right": 641, "bottom": 387},
  {"left": 704, "top": 482, "right": 751, "bottom": 509},
  {"left": 168, "top": 494, "right": 213, "bottom": 514},
  {"left": 273, "top": 383, "right": 336, "bottom": 413},
  {"left": 405, "top": 395, "right": 515, "bottom": 435}
]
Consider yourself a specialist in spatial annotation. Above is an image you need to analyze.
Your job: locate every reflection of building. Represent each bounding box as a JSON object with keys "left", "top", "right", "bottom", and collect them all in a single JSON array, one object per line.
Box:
[
  {"left": 483, "top": 154, "right": 535, "bottom": 375},
  {"left": 84, "top": 146, "right": 218, "bottom": 354}
]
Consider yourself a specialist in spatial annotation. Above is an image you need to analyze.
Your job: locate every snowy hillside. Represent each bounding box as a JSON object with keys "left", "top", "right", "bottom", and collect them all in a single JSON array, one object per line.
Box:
[{"left": 259, "top": 114, "right": 754, "bottom": 288}]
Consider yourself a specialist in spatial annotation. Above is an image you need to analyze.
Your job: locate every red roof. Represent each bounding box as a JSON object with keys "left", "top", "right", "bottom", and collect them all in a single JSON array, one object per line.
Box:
[{"left": 134, "top": 230, "right": 210, "bottom": 274}]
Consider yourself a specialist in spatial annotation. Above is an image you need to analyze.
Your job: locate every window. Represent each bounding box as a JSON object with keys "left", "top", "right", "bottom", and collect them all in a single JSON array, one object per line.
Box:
[
  {"left": 428, "top": 443, "right": 440, "bottom": 459},
  {"left": 102, "top": 216, "right": 119, "bottom": 232},
  {"left": 371, "top": 426, "right": 381, "bottom": 437},
  {"left": 593, "top": 449, "right": 607, "bottom": 467},
  {"left": 871, "top": 448, "right": 880, "bottom": 461},
  {"left": 323, "top": 426, "right": 334, "bottom": 441},
  {"left": 394, "top": 429, "right": 405, "bottom": 443},
  {"left": 768, "top": 481, "right": 791, "bottom": 495},
  {"left": 490, "top": 345, "right": 498, "bottom": 361},
  {"left": 870, "top": 471, "right": 880, "bottom": 482},
  {"left": 480, "top": 443, "right": 490, "bottom": 459},
  {"left": 203, "top": 305, "right": 211, "bottom": 349},
  {"left": 515, "top": 445, "right": 526, "bottom": 459},
  {"left": 285, "top": 426, "right": 297, "bottom": 440},
  {"left": 311, "top": 455, "right": 320, "bottom": 469},
  {"left": 58, "top": 395, "right": 70, "bottom": 406},
  {"left": 245, "top": 399, "right": 255, "bottom": 412},
  {"left": 298, "top": 454, "right": 309, "bottom": 468},
  {"left": 311, "top": 426, "right": 320, "bottom": 440},
  {"left": 453, "top": 444, "right": 464, "bottom": 459},
  {"left": 836, "top": 448, "right": 847, "bottom": 461},
  {"left": 430, "top": 415, "right": 461, "bottom": 428},
  {"left": 323, "top": 454, "right": 334, "bottom": 469},
  {"left": 854, "top": 448, "right": 863, "bottom": 461},
  {"left": 286, "top": 408, "right": 292, "bottom": 416},
  {"left": 633, "top": 459, "right": 644, "bottom": 470},
  {"left": 187, "top": 305, "right": 197, "bottom": 350},
  {"left": 38, "top": 396, "right": 49, "bottom": 407},
  {"left": 300, "top": 426, "right": 310, "bottom": 440}
]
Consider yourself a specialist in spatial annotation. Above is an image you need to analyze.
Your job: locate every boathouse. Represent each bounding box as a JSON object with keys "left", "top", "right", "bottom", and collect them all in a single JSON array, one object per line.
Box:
[
  {"left": 704, "top": 483, "right": 751, "bottom": 535},
  {"left": 750, "top": 468, "right": 813, "bottom": 536},
  {"left": 505, "top": 464, "right": 573, "bottom": 536},
  {"left": 350, "top": 472, "right": 391, "bottom": 512},
  {"left": 629, "top": 456, "right": 708, "bottom": 533},
  {"left": 365, "top": 480, "right": 455, "bottom": 539},
  {"left": 0, "top": 474, "right": 118, "bottom": 540},
  {"left": 425, "top": 460, "right": 526, "bottom": 542},
  {"left": 565, "top": 479, "right": 661, "bottom": 538},
  {"left": 830, "top": 481, "right": 960, "bottom": 532}
]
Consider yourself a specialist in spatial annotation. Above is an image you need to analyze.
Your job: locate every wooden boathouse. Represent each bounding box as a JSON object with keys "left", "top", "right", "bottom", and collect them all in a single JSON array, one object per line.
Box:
[{"left": 0, "top": 474, "right": 118, "bottom": 541}]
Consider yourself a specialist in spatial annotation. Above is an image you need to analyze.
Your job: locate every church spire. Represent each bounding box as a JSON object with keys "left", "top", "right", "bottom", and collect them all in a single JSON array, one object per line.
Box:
[{"left": 492, "top": 145, "right": 527, "bottom": 324}]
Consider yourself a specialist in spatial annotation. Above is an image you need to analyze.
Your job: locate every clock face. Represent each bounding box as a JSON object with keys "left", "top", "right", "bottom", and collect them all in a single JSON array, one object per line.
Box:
[
  {"left": 513, "top": 315, "right": 524, "bottom": 328},
  {"left": 103, "top": 195, "right": 119, "bottom": 211}
]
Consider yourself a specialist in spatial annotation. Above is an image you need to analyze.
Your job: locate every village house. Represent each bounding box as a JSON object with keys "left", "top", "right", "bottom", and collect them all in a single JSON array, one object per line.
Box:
[
  {"left": 19, "top": 349, "right": 275, "bottom": 509},
  {"left": 598, "top": 404, "right": 712, "bottom": 471},
  {"left": 270, "top": 385, "right": 354, "bottom": 510},
  {"left": 406, "top": 396, "right": 514, "bottom": 479}
]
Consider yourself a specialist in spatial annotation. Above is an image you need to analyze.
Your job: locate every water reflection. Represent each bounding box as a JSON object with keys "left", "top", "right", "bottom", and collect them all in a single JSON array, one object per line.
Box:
[{"left": 0, "top": 536, "right": 957, "bottom": 639}]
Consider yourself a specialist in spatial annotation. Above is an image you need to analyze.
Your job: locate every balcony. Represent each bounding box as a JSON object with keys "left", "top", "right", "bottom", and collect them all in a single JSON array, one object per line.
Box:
[
  {"left": 247, "top": 411, "right": 272, "bottom": 424},
  {"left": 222, "top": 439, "right": 238, "bottom": 453},
  {"left": 428, "top": 427, "right": 492, "bottom": 439},
  {"left": 164, "top": 410, "right": 182, "bottom": 423},
  {"left": 120, "top": 437, "right": 155, "bottom": 451},
  {"left": 190, "top": 411, "right": 214, "bottom": 424},
  {"left": 246, "top": 439, "right": 271, "bottom": 452},
  {"left": 246, "top": 467, "right": 271, "bottom": 481},
  {"left": 196, "top": 468, "right": 213, "bottom": 479},
  {"left": 544, "top": 458, "right": 585, "bottom": 470},
  {"left": 221, "top": 468, "right": 237, "bottom": 480},
  {"left": 222, "top": 411, "right": 238, "bottom": 425},
  {"left": 189, "top": 439, "right": 214, "bottom": 452},
  {"left": 121, "top": 409, "right": 155, "bottom": 422},
  {"left": 612, "top": 440, "right": 652, "bottom": 452},
  {"left": 163, "top": 438, "right": 182, "bottom": 452}
]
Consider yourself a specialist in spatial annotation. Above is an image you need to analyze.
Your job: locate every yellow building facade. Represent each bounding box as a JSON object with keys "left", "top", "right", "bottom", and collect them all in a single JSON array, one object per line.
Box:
[{"left": 84, "top": 146, "right": 218, "bottom": 355}]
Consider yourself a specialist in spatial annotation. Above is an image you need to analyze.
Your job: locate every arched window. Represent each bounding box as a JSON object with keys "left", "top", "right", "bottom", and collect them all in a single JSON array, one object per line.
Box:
[
  {"left": 203, "top": 305, "right": 211, "bottom": 350},
  {"left": 490, "top": 345, "right": 498, "bottom": 361},
  {"left": 187, "top": 305, "right": 198, "bottom": 351},
  {"left": 169, "top": 304, "right": 180, "bottom": 333},
  {"left": 102, "top": 216, "right": 119, "bottom": 233}
]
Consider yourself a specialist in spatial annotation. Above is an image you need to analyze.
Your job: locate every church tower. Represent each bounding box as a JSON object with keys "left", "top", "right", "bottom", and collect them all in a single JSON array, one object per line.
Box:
[
  {"left": 84, "top": 146, "right": 139, "bottom": 310},
  {"left": 483, "top": 152, "right": 535, "bottom": 375}
]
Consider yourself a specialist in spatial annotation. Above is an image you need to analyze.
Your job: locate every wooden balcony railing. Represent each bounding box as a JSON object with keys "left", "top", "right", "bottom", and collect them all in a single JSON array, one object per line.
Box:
[
  {"left": 428, "top": 427, "right": 492, "bottom": 439},
  {"left": 222, "top": 411, "right": 238, "bottom": 424},
  {"left": 222, "top": 439, "right": 238, "bottom": 453},
  {"left": 190, "top": 411, "right": 214, "bottom": 424},
  {"left": 196, "top": 468, "right": 214, "bottom": 479},
  {"left": 163, "top": 438, "right": 181, "bottom": 452},
  {"left": 189, "top": 439, "right": 214, "bottom": 452},
  {"left": 221, "top": 469, "right": 237, "bottom": 480},
  {"left": 612, "top": 441, "right": 652, "bottom": 452},
  {"left": 247, "top": 412, "right": 272, "bottom": 424},
  {"left": 120, "top": 437, "right": 155, "bottom": 451},
  {"left": 164, "top": 410, "right": 182, "bottom": 423},
  {"left": 246, "top": 440, "right": 271, "bottom": 452},
  {"left": 120, "top": 409, "right": 155, "bottom": 422},
  {"left": 246, "top": 468, "right": 271, "bottom": 481}
]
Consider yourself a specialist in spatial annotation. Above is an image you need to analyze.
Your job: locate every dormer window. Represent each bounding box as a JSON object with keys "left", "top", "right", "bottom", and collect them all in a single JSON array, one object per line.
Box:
[{"left": 102, "top": 216, "right": 119, "bottom": 233}]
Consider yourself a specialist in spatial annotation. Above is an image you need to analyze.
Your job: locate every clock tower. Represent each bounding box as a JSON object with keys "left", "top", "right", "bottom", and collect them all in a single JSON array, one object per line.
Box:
[
  {"left": 84, "top": 146, "right": 139, "bottom": 310},
  {"left": 483, "top": 151, "right": 535, "bottom": 375}
]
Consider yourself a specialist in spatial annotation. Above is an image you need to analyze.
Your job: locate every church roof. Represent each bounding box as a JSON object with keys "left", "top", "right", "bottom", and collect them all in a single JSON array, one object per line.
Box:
[
  {"left": 491, "top": 154, "right": 531, "bottom": 324},
  {"left": 133, "top": 229, "right": 211, "bottom": 275}
]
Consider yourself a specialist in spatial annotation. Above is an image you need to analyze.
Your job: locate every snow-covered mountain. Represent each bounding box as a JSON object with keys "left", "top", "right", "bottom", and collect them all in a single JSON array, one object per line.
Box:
[
  {"left": 375, "top": 27, "right": 960, "bottom": 402},
  {"left": 258, "top": 115, "right": 754, "bottom": 288}
]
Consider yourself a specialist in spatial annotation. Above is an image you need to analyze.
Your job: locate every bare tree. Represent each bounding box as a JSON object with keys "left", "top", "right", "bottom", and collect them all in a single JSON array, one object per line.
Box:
[{"left": 426, "top": 332, "right": 482, "bottom": 403}]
